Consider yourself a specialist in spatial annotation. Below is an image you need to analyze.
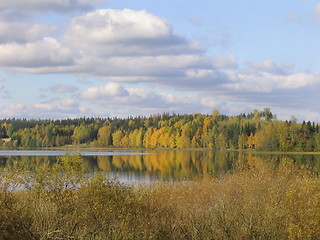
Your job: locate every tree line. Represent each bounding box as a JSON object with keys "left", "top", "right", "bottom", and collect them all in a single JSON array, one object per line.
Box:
[{"left": 1, "top": 108, "right": 320, "bottom": 152}]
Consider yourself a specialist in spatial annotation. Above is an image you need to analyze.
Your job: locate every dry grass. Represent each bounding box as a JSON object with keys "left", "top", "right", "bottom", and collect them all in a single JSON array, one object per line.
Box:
[{"left": 0, "top": 154, "right": 319, "bottom": 239}]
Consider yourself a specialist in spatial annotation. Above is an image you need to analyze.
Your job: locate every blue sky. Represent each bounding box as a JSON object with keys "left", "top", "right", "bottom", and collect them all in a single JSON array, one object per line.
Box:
[{"left": 0, "top": 0, "right": 320, "bottom": 121}]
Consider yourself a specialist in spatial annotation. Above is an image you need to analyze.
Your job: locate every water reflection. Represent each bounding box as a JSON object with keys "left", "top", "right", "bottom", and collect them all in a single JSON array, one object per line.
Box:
[
  {"left": 0, "top": 155, "right": 57, "bottom": 170},
  {"left": 0, "top": 150, "right": 319, "bottom": 183}
]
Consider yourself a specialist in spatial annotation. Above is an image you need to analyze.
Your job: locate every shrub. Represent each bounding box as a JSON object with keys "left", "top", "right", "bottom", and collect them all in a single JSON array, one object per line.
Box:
[{"left": 0, "top": 154, "right": 319, "bottom": 239}]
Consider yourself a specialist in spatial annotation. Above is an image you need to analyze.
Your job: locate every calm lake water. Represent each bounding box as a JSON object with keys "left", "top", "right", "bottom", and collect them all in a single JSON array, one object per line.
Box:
[{"left": 0, "top": 150, "right": 319, "bottom": 183}]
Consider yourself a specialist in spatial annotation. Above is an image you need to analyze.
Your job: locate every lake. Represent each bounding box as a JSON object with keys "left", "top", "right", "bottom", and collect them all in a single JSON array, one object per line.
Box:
[{"left": 0, "top": 150, "right": 319, "bottom": 183}]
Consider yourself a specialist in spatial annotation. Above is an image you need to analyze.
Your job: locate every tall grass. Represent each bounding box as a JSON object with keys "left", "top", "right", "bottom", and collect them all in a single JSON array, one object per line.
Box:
[{"left": 0, "top": 154, "right": 319, "bottom": 239}]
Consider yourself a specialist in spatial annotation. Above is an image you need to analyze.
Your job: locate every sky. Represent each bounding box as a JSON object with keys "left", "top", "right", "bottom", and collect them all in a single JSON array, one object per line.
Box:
[{"left": 0, "top": 0, "right": 320, "bottom": 121}]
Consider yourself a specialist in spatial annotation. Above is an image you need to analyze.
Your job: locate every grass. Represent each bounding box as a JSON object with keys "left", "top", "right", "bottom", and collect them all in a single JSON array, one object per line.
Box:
[{"left": 0, "top": 154, "right": 319, "bottom": 239}]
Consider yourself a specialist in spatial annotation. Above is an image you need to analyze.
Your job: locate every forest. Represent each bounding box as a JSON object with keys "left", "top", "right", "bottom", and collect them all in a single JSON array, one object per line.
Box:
[{"left": 0, "top": 108, "right": 319, "bottom": 152}]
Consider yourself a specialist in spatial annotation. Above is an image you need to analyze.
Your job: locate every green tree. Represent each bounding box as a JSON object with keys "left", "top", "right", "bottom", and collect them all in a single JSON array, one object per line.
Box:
[{"left": 262, "top": 108, "right": 273, "bottom": 121}]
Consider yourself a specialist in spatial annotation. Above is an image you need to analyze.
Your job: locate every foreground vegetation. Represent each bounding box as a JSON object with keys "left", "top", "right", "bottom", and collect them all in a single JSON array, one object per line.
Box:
[{"left": 0, "top": 154, "right": 319, "bottom": 240}]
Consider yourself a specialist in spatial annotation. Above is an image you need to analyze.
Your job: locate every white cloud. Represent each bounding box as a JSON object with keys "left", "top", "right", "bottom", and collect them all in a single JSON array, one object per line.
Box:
[
  {"left": 82, "top": 82, "right": 129, "bottom": 99},
  {"left": 87, "top": 53, "right": 218, "bottom": 87},
  {"left": 79, "top": 84, "right": 279, "bottom": 118},
  {"left": 0, "top": 38, "right": 74, "bottom": 68},
  {"left": 0, "top": 9, "right": 206, "bottom": 77},
  {"left": 209, "top": 60, "right": 319, "bottom": 94},
  {"left": 0, "top": 8, "right": 231, "bottom": 88},
  {"left": 80, "top": 83, "right": 222, "bottom": 116},
  {"left": 281, "top": 73, "right": 319, "bottom": 88},
  {"left": 74, "top": 54, "right": 319, "bottom": 96},
  {"left": 69, "top": 9, "right": 171, "bottom": 43},
  {"left": 223, "top": 71, "right": 319, "bottom": 93},
  {"left": 65, "top": 9, "right": 201, "bottom": 57},
  {"left": 0, "top": 12, "right": 56, "bottom": 43},
  {"left": 0, "top": 0, "right": 106, "bottom": 12},
  {"left": 60, "top": 98, "right": 76, "bottom": 106},
  {"left": 59, "top": 98, "right": 79, "bottom": 111}
]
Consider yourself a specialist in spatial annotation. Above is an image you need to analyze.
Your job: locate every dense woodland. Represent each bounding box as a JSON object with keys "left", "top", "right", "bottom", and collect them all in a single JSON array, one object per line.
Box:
[{"left": 0, "top": 108, "right": 320, "bottom": 152}]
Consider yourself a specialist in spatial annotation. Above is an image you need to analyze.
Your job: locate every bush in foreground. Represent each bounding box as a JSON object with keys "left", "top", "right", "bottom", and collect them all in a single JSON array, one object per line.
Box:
[{"left": 0, "top": 154, "right": 319, "bottom": 239}]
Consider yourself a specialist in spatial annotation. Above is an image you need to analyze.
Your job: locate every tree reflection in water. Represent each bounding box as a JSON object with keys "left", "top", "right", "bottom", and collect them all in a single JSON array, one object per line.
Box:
[{"left": 0, "top": 150, "right": 319, "bottom": 183}]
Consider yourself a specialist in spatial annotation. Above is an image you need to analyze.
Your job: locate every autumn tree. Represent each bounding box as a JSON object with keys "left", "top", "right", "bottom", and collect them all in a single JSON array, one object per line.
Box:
[
  {"left": 96, "top": 125, "right": 112, "bottom": 147},
  {"left": 255, "top": 124, "right": 279, "bottom": 150},
  {"left": 247, "top": 132, "right": 255, "bottom": 149},
  {"left": 252, "top": 109, "right": 260, "bottom": 121},
  {"left": 112, "top": 130, "right": 124, "bottom": 148}
]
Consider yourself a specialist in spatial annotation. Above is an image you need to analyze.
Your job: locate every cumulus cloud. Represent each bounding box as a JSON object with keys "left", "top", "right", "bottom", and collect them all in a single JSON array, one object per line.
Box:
[
  {"left": 223, "top": 71, "right": 319, "bottom": 93},
  {"left": 0, "top": 8, "right": 235, "bottom": 87},
  {"left": 82, "top": 82, "right": 129, "bottom": 99},
  {"left": 280, "top": 73, "right": 319, "bottom": 88},
  {"left": 0, "top": 0, "right": 107, "bottom": 12},
  {"left": 0, "top": 14, "right": 56, "bottom": 43},
  {"left": 81, "top": 82, "right": 310, "bottom": 119},
  {"left": 64, "top": 9, "right": 201, "bottom": 57},
  {"left": 207, "top": 60, "right": 318, "bottom": 94},
  {"left": 75, "top": 54, "right": 213, "bottom": 80},
  {"left": 0, "top": 9, "right": 206, "bottom": 77},
  {"left": 0, "top": 38, "right": 74, "bottom": 68},
  {"left": 80, "top": 83, "right": 222, "bottom": 116},
  {"left": 59, "top": 98, "right": 81, "bottom": 112},
  {"left": 60, "top": 98, "right": 76, "bottom": 106}
]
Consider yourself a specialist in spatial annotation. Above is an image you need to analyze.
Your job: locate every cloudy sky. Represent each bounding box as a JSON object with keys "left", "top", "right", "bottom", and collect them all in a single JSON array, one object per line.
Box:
[{"left": 0, "top": 0, "right": 320, "bottom": 121}]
